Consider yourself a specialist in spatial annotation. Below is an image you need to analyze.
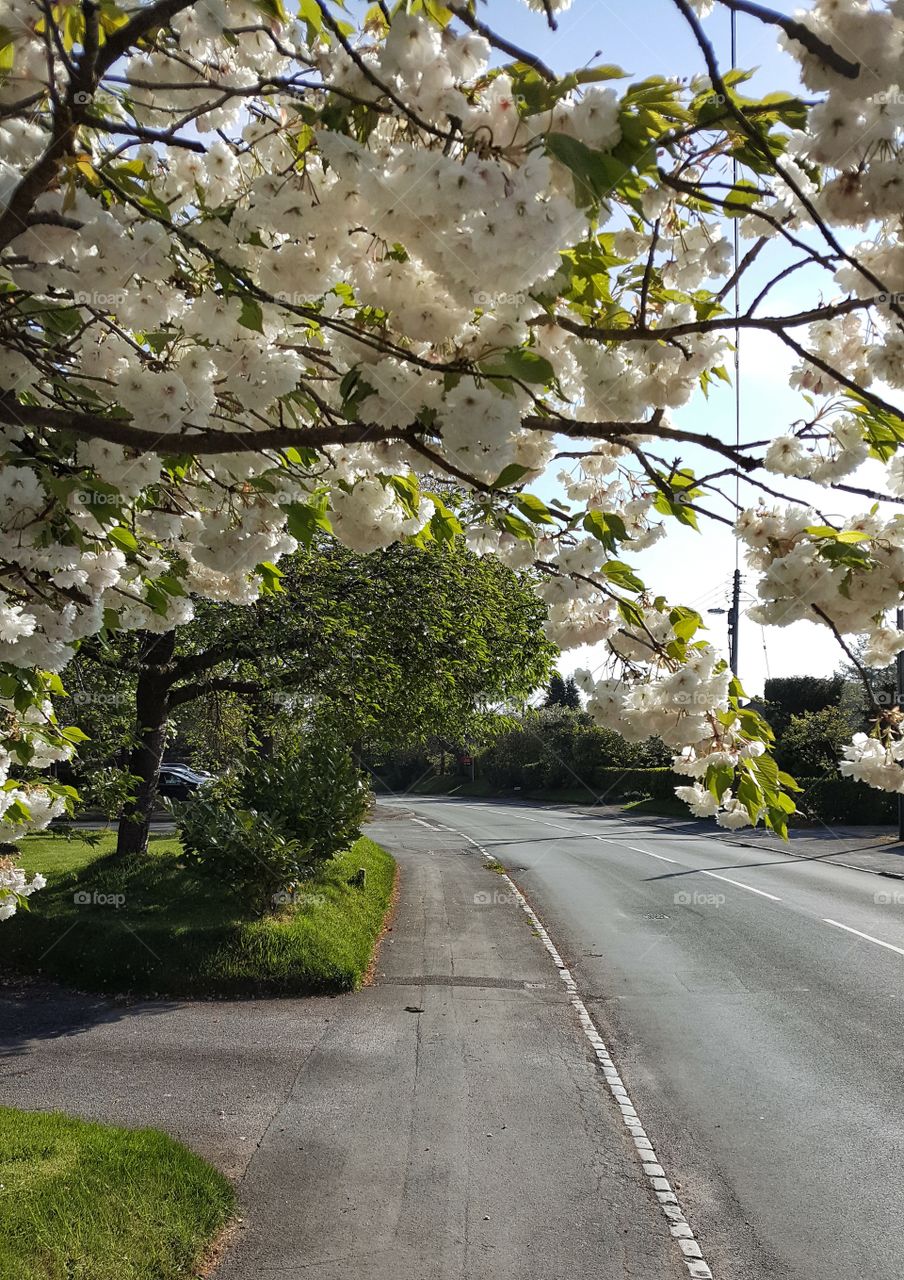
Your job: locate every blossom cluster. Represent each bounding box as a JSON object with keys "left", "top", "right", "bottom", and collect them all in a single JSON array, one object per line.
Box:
[
  {"left": 2, "top": 0, "right": 904, "bottom": 851},
  {"left": 0, "top": 857, "right": 46, "bottom": 921}
]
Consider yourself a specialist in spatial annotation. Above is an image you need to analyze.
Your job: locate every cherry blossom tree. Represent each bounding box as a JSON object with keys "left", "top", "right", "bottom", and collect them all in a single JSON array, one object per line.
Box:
[{"left": 2, "top": 0, "right": 904, "bottom": 914}]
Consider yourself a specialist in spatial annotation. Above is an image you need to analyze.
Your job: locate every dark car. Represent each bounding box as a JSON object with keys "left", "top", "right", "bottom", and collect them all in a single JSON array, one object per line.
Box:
[{"left": 157, "top": 764, "right": 213, "bottom": 801}]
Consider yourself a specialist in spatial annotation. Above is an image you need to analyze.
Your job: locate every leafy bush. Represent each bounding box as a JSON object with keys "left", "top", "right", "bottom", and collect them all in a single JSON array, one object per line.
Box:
[
  {"left": 795, "top": 776, "right": 896, "bottom": 825},
  {"left": 591, "top": 767, "right": 678, "bottom": 802},
  {"left": 774, "top": 706, "right": 854, "bottom": 776},
  {"left": 176, "top": 728, "right": 370, "bottom": 913},
  {"left": 477, "top": 708, "right": 670, "bottom": 792}
]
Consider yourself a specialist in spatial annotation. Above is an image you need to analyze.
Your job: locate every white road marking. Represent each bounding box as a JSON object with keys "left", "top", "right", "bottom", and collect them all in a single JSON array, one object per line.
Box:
[
  {"left": 410, "top": 817, "right": 437, "bottom": 830},
  {"left": 699, "top": 871, "right": 782, "bottom": 901},
  {"left": 824, "top": 919, "right": 904, "bottom": 958},
  {"left": 626, "top": 845, "right": 678, "bottom": 864},
  {"left": 449, "top": 823, "right": 713, "bottom": 1280}
]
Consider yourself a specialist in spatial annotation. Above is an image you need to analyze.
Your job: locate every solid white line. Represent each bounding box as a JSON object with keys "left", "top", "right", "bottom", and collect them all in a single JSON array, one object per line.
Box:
[
  {"left": 700, "top": 871, "right": 782, "bottom": 901},
  {"left": 450, "top": 824, "right": 712, "bottom": 1280},
  {"left": 626, "top": 845, "right": 678, "bottom": 864},
  {"left": 823, "top": 919, "right": 904, "bottom": 958}
]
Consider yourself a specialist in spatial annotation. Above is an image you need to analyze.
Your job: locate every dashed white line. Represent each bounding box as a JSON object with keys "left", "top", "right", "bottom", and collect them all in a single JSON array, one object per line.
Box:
[
  {"left": 823, "top": 919, "right": 904, "bottom": 958},
  {"left": 451, "top": 824, "right": 713, "bottom": 1280},
  {"left": 700, "top": 871, "right": 782, "bottom": 901}
]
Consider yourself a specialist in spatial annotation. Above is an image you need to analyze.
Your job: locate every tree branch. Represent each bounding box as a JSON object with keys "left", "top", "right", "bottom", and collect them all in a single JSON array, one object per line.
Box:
[{"left": 713, "top": 0, "right": 860, "bottom": 80}]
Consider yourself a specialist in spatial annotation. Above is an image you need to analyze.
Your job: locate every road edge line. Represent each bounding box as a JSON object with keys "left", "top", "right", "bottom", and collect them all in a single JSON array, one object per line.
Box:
[{"left": 456, "top": 827, "right": 714, "bottom": 1280}]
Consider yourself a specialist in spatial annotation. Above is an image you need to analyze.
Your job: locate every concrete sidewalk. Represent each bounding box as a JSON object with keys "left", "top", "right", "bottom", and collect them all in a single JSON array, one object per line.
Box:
[{"left": 0, "top": 812, "right": 683, "bottom": 1279}]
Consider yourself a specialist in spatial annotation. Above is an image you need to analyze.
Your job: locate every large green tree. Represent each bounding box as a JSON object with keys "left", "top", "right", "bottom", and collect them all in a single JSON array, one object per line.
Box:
[{"left": 67, "top": 541, "right": 554, "bottom": 855}]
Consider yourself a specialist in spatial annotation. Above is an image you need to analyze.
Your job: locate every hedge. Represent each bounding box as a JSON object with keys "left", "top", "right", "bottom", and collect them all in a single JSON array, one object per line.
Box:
[
  {"left": 795, "top": 775, "right": 896, "bottom": 825},
  {"left": 589, "top": 767, "right": 678, "bottom": 802}
]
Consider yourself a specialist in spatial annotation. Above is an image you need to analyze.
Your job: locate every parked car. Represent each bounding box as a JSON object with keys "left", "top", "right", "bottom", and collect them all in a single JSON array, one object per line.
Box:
[{"left": 157, "top": 764, "right": 214, "bottom": 801}]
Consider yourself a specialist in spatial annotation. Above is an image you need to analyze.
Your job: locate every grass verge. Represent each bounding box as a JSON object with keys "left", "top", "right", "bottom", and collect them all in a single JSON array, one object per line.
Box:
[
  {"left": 0, "top": 1106, "right": 233, "bottom": 1280},
  {"left": 2, "top": 834, "right": 396, "bottom": 997}
]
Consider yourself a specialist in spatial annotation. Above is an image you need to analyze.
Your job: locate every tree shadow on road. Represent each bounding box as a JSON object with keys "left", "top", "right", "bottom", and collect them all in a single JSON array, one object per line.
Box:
[{"left": 0, "top": 975, "right": 180, "bottom": 1061}]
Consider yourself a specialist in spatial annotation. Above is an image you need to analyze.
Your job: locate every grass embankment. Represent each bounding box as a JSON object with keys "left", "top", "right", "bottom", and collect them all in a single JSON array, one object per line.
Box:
[
  {"left": 0, "top": 1106, "right": 233, "bottom": 1280},
  {"left": 2, "top": 833, "right": 395, "bottom": 997}
]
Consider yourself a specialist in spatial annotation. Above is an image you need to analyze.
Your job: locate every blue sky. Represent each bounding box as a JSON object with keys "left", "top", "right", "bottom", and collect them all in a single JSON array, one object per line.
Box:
[{"left": 483, "top": 0, "right": 854, "bottom": 693}]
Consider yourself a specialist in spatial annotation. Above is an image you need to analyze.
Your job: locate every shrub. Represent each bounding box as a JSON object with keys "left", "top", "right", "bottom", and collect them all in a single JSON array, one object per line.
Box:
[
  {"left": 177, "top": 728, "right": 370, "bottom": 913},
  {"left": 477, "top": 708, "right": 670, "bottom": 792},
  {"left": 774, "top": 706, "right": 854, "bottom": 776},
  {"left": 590, "top": 767, "right": 678, "bottom": 802},
  {"left": 795, "top": 776, "right": 896, "bottom": 825}
]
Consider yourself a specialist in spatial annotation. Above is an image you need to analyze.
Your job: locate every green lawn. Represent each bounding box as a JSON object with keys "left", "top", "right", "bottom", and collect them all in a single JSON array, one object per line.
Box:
[
  {"left": 0, "top": 1106, "right": 233, "bottom": 1280},
  {"left": 2, "top": 832, "right": 396, "bottom": 996}
]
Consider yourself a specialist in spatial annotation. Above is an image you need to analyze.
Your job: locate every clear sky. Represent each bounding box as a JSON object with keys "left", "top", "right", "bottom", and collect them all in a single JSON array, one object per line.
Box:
[{"left": 486, "top": 0, "right": 858, "bottom": 695}]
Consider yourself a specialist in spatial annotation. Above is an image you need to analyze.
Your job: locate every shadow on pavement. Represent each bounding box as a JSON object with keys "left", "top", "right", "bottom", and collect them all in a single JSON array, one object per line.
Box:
[{"left": 0, "top": 976, "right": 180, "bottom": 1060}]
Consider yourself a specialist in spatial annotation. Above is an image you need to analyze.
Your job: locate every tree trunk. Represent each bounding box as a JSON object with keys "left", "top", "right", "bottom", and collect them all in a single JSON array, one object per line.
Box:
[{"left": 116, "top": 632, "right": 176, "bottom": 857}]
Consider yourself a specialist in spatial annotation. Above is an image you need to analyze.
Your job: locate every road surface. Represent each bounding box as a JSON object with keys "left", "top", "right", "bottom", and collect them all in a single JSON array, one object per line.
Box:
[
  {"left": 375, "top": 796, "right": 904, "bottom": 1280},
  {"left": 2, "top": 808, "right": 687, "bottom": 1280}
]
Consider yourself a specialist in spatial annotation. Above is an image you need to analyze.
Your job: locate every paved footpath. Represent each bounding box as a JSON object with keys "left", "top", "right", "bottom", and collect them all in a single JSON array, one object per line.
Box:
[{"left": 0, "top": 808, "right": 687, "bottom": 1280}]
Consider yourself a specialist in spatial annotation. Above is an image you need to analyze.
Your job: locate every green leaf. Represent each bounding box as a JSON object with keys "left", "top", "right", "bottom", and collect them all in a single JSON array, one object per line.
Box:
[
  {"left": 61, "top": 725, "right": 90, "bottom": 744},
  {"left": 257, "top": 561, "right": 284, "bottom": 594},
  {"left": 669, "top": 606, "right": 702, "bottom": 643},
  {"left": 389, "top": 474, "right": 420, "bottom": 519},
  {"left": 500, "top": 513, "right": 536, "bottom": 540},
  {"left": 513, "top": 494, "right": 556, "bottom": 525},
  {"left": 652, "top": 490, "right": 699, "bottom": 529},
  {"left": 481, "top": 349, "right": 555, "bottom": 385},
  {"left": 239, "top": 297, "right": 264, "bottom": 333},
  {"left": 616, "top": 598, "right": 645, "bottom": 628},
  {"left": 583, "top": 510, "right": 627, "bottom": 551},
  {"left": 706, "top": 761, "right": 735, "bottom": 802},
  {"left": 299, "top": 0, "right": 323, "bottom": 30},
  {"left": 108, "top": 525, "right": 139, "bottom": 554},
  {"left": 736, "top": 773, "right": 763, "bottom": 822},
  {"left": 428, "top": 502, "right": 463, "bottom": 543},
  {"left": 603, "top": 560, "right": 644, "bottom": 593},
  {"left": 492, "top": 463, "right": 532, "bottom": 489},
  {"left": 286, "top": 498, "right": 332, "bottom": 547},
  {"left": 545, "top": 132, "right": 628, "bottom": 207}
]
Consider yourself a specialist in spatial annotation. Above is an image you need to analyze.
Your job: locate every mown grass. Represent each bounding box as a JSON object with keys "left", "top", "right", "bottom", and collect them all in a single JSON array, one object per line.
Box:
[
  {"left": 0, "top": 1106, "right": 233, "bottom": 1280},
  {"left": 2, "top": 833, "right": 396, "bottom": 997}
]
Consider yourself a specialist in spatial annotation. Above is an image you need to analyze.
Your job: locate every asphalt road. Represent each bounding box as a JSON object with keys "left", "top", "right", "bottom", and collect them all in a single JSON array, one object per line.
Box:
[
  {"left": 376, "top": 796, "right": 904, "bottom": 1280},
  {"left": 1, "top": 809, "right": 686, "bottom": 1280}
]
